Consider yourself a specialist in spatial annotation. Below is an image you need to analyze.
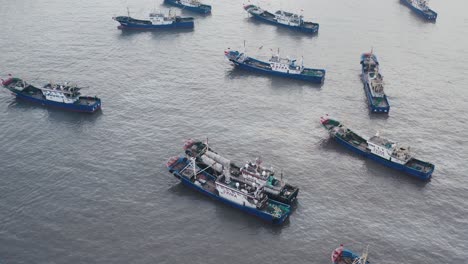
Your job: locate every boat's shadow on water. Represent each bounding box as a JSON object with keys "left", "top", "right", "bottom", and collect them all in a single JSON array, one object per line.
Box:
[
  {"left": 160, "top": 3, "right": 212, "bottom": 18},
  {"left": 6, "top": 98, "right": 103, "bottom": 124},
  {"left": 225, "top": 68, "right": 324, "bottom": 89},
  {"left": 47, "top": 109, "right": 103, "bottom": 125},
  {"left": 116, "top": 27, "right": 194, "bottom": 38},
  {"left": 367, "top": 111, "right": 390, "bottom": 120},
  {"left": 167, "top": 182, "right": 291, "bottom": 232},
  {"left": 245, "top": 18, "right": 318, "bottom": 40},
  {"left": 318, "top": 138, "right": 430, "bottom": 187}
]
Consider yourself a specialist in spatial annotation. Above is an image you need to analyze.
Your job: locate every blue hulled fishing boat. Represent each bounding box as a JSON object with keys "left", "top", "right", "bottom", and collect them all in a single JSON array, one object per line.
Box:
[
  {"left": 225, "top": 49, "right": 325, "bottom": 83},
  {"left": 112, "top": 9, "right": 194, "bottom": 30},
  {"left": 331, "top": 245, "right": 370, "bottom": 264},
  {"left": 1, "top": 75, "right": 101, "bottom": 113},
  {"left": 183, "top": 139, "right": 299, "bottom": 205},
  {"left": 166, "top": 156, "right": 291, "bottom": 224},
  {"left": 320, "top": 116, "right": 435, "bottom": 180},
  {"left": 400, "top": 0, "right": 437, "bottom": 21},
  {"left": 164, "top": 0, "right": 211, "bottom": 14},
  {"left": 360, "top": 52, "right": 390, "bottom": 113},
  {"left": 244, "top": 4, "right": 319, "bottom": 34}
]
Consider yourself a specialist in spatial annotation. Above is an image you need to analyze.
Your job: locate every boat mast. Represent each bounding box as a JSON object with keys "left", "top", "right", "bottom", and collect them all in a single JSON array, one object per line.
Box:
[
  {"left": 352, "top": 245, "right": 369, "bottom": 264},
  {"left": 127, "top": 7, "right": 130, "bottom": 17},
  {"left": 361, "top": 245, "right": 369, "bottom": 264}
]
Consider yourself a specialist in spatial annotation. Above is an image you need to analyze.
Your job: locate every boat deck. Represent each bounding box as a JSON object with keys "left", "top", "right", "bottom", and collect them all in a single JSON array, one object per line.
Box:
[
  {"left": 178, "top": 162, "right": 218, "bottom": 193},
  {"left": 302, "top": 68, "right": 325, "bottom": 77},
  {"left": 244, "top": 58, "right": 324, "bottom": 77},
  {"left": 371, "top": 96, "right": 389, "bottom": 107},
  {"left": 303, "top": 21, "right": 319, "bottom": 29},
  {"left": 340, "top": 130, "right": 369, "bottom": 152},
  {"left": 78, "top": 97, "right": 99, "bottom": 106},
  {"left": 21, "top": 89, "right": 45, "bottom": 100},
  {"left": 259, "top": 11, "right": 276, "bottom": 20},
  {"left": 349, "top": 139, "right": 368, "bottom": 152},
  {"left": 171, "top": 161, "right": 188, "bottom": 172},
  {"left": 244, "top": 58, "right": 271, "bottom": 70},
  {"left": 406, "top": 159, "right": 433, "bottom": 173}
]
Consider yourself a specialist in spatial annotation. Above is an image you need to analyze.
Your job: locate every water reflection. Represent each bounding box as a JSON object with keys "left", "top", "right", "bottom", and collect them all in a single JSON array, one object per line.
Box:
[
  {"left": 319, "top": 137, "right": 431, "bottom": 186},
  {"left": 225, "top": 67, "right": 324, "bottom": 89},
  {"left": 6, "top": 97, "right": 103, "bottom": 125},
  {"left": 245, "top": 17, "right": 318, "bottom": 41},
  {"left": 167, "top": 181, "right": 292, "bottom": 232},
  {"left": 116, "top": 27, "right": 194, "bottom": 38}
]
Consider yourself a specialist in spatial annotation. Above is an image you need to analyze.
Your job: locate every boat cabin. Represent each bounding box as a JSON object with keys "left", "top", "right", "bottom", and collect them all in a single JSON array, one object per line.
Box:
[
  {"left": 362, "top": 55, "right": 378, "bottom": 73},
  {"left": 368, "top": 135, "right": 411, "bottom": 164},
  {"left": 42, "top": 83, "right": 81, "bottom": 104},
  {"left": 269, "top": 55, "right": 303, "bottom": 74},
  {"left": 149, "top": 12, "right": 175, "bottom": 24},
  {"left": 274, "top": 10, "right": 303, "bottom": 26}
]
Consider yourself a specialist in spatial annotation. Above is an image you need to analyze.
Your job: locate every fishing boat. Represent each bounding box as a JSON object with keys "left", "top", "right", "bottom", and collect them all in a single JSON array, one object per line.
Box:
[
  {"left": 244, "top": 4, "right": 319, "bottom": 34},
  {"left": 1, "top": 75, "right": 101, "bottom": 113},
  {"left": 112, "top": 9, "right": 194, "bottom": 30},
  {"left": 331, "top": 245, "right": 370, "bottom": 264},
  {"left": 164, "top": 0, "right": 211, "bottom": 14},
  {"left": 320, "top": 116, "right": 435, "bottom": 180},
  {"left": 225, "top": 48, "right": 325, "bottom": 83},
  {"left": 360, "top": 52, "right": 390, "bottom": 113},
  {"left": 400, "top": 0, "right": 437, "bottom": 21},
  {"left": 166, "top": 156, "right": 291, "bottom": 224},
  {"left": 183, "top": 139, "right": 299, "bottom": 204}
]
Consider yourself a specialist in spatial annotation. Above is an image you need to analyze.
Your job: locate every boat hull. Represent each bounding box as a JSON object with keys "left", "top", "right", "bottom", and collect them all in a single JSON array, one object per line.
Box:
[
  {"left": 360, "top": 54, "right": 390, "bottom": 113},
  {"left": 229, "top": 59, "right": 325, "bottom": 83},
  {"left": 116, "top": 21, "right": 194, "bottom": 29},
  {"left": 400, "top": 0, "right": 437, "bottom": 20},
  {"left": 247, "top": 9, "right": 318, "bottom": 33},
  {"left": 330, "top": 133, "right": 433, "bottom": 180},
  {"left": 168, "top": 158, "right": 290, "bottom": 224},
  {"left": 11, "top": 90, "right": 101, "bottom": 113},
  {"left": 164, "top": 0, "right": 211, "bottom": 14}
]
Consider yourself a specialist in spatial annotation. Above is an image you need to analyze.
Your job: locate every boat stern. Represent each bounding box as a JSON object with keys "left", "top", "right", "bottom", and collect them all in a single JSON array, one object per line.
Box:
[
  {"left": 268, "top": 199, "right": 291, "bottom": 225},
  {"left": 280, "top": 183, "right": 299, "bottom": 204},
  {"left": 78, "top": 96, "right": 102, "bottom": 113},
  {"left": 406, "top": 159, "right": 435, "bottom": 180},
  {"left": 199, "top": 4, "right": 212, "bottom": 14}
]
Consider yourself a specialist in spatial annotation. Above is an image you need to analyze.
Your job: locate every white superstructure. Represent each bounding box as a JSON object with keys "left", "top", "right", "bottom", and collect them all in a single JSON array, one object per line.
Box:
[
  {"left": 269, "top": 54, "right": 304, "bottom": 74},
  {"left": 274, "top": 10, "right": 303, "bottom": 26},
  {"left": 148, "top": 12, "right": 177, "bottom": 25},
  {"left": 42, "top": 83, "right": 80, "bottom": 104},
  {"left": 186, "top": 157, "right": 268, "bottom": 209},
  {"left": 367, "top": 135, "right": 412, "bottom": 164}
]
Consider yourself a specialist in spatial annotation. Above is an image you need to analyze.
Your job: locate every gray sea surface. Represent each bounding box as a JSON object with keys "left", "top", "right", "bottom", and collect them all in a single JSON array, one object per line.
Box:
[{"left": 0, "top": 0, "right": 467, "bottom": 263}]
